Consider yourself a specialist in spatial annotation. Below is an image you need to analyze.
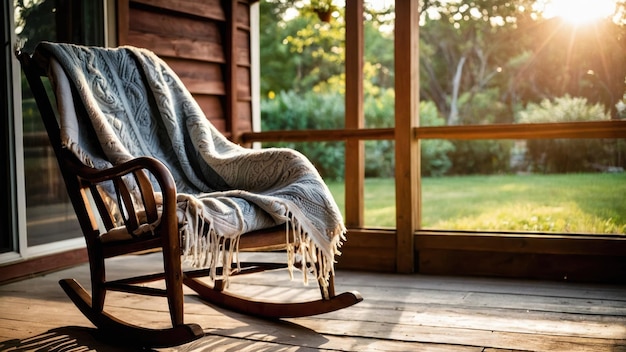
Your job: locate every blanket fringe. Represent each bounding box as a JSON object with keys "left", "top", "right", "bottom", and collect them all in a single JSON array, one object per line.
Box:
[{"left": 180, "top": 199, "right": 346, "bottom": 300}]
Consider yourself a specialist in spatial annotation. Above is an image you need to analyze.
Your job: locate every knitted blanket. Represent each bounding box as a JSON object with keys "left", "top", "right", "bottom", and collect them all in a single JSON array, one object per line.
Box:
[{"left": 37, "top": 42, "right": 346, "bottom": 295}]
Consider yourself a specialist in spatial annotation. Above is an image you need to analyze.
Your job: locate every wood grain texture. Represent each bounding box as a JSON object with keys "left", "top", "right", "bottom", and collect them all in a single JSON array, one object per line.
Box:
[{"left": 1, "top": 252, "right": 624, "bottom": 351}]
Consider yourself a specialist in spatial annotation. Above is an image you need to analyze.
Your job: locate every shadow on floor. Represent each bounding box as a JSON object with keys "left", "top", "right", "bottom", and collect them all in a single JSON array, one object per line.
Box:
[
  {"left": 0, "top": 326, "right": 146, "bottom": 351},
  {"left": 0, "top": 319, "right": 330, "bottom": 352}
]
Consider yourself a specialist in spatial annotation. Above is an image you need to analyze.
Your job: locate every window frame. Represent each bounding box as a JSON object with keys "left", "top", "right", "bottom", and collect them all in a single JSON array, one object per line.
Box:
[
  {"left": 243, "top": 0, "right": 626, "bottom": 277},
  {"left": 0, "top": 0, "right": 108, "bottom": 265}
]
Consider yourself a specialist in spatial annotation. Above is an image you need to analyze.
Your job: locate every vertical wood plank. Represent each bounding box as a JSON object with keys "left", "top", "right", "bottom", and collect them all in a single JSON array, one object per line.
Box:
[
  {"left": 227, "top": 1, "right": 239, "bottom": 140},
  {"left": 116, "top": 0, "right": 129, "bottom": 44},
  {"left": 394, "top": 0, "right": 420, "bottom": 273},
  {"left": 344, "top": 0, "right": 364, "bottom": 228}
]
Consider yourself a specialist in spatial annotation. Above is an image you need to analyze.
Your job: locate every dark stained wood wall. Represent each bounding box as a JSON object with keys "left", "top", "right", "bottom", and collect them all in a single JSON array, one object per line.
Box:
[{"left": 116, "top": 0, "right": 255, "bottom": 140}]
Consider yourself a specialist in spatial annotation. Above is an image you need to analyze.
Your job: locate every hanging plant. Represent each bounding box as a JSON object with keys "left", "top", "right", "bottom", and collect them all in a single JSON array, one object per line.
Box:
[{"left": 310, "top": 0, "right": 336, "bottom": 22}]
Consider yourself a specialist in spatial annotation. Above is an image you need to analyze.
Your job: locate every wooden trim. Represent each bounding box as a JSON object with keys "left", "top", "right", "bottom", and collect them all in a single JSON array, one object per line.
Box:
[
  {"left": 417, "top": 249, "right": 626, "bottom": 283},
  {"left": 240, "top": 128, "right": 395, "bottom": 143},
  {"left": 116, "top": 0, "right": 129, "bottom": 44},
  {"left": 336, "top": 228, "right": 626, "bottom": 282},
  {"left": 240, "top": 120, "right": 626, "bottom": 144},
  {"left": 125, "top": 32, "right": 226, "bottom": 64},
  {"left": 130, "top": 0, "right": 226, "bottom": 22},
  {"left": 415, "top": 120, "right": 626, "bottom": 140},
  {"left": 0, "top": 248, "right": 87, "bottom": 284},
  {"left": 344, "top": 0, "right": 364, "bottom": 228},
  {"left": 226, "top": 0, "right": 238, "bottom": 140},
  {"left": 336, "top": 229, "right": 396, "bottom": 272},
  {"left": 415, "top": 231, "right": 626, "bottom": 255},
  {"left": 394, "top": 0, "right": 420, "bottom": 274}
]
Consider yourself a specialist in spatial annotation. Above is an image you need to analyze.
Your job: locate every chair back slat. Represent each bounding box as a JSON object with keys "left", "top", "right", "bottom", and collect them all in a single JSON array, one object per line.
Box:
[{"left": 17, "top": 53, "right": 112, "bottom": 243}]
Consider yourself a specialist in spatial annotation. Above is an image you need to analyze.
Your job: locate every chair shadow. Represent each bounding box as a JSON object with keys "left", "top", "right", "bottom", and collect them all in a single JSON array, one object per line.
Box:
[
  {"left": 178, "top": 321, "right": 330, "bottom": 352},
  {"left": 186, "top": 295, "right": 330, "bottom": 351},
  {"left": 0, "top": 319, "right": 329, "bottom": 352},
  {"left": 0, "top": 326, "right": 148, "bottom": 351}
]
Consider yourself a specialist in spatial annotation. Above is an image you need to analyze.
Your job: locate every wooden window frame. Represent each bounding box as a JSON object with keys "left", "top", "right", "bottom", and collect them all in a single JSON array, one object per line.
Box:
[{"left": 240, "top": 0, "right": 626, "bottom": 279}]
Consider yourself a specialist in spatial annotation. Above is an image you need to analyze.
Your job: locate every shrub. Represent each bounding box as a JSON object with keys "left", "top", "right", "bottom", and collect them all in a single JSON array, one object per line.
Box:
[
  {"left": 446, "top": 140, "right": 513, "bottom": 175},
  {"left": 261, "top": 90, "right": 345, "bottom": 180},
  {"left": 516, "top": 95, "right": 621, "bottom": 173},
  {"left": 419, "top": 101, "right": 455, "bottom": 176}
]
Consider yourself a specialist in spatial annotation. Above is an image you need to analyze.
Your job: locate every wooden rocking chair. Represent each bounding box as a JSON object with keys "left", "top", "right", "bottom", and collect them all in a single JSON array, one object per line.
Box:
[{"left": 17, "top": 46, "right": 362, "bottom": 348}]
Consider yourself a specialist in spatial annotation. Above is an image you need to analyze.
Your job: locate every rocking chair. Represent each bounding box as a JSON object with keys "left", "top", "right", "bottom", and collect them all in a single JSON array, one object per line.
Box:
[{"left": 17, "top": 43, "right": 362, "bottom": 348}]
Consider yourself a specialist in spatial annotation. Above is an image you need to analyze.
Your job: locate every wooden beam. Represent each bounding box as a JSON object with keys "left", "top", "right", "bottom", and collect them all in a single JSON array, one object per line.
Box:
[
  {"left": 240, "top": 128, "right": 394, "bottom": 143},
  {"left": 116, "top": 0, "right": 130, "bottom": 44},
  {"left": 394, "top": 0, "right": 420, "bottom": 273},
  {"left": 240, "top": 120, "right": 625, "bottom": 144},
  {"left": 415, "top": 231, "right": 626, "bottom": 255},
  {"left": 415, "top": 120, "right": 626, "bottom": 140},
  {"left": 0, "top": 248, "right": 87, "bottom": 284},
  {"left": 344, "top": 0, "right": 365, "bottom": 228}
]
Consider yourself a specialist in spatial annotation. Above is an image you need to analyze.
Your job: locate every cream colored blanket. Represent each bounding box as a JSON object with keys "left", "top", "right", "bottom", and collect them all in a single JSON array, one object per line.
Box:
[{"left": 38, "top": 42, "right": 345, "bottom": 296}]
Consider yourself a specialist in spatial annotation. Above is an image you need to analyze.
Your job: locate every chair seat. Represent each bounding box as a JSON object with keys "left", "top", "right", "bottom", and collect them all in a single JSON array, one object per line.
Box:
[
  {"left": 100, "top": 205, "right": 187, "bottom": 243},
  {"left": 100, "top": 226, "right": 136, "bottom": 243}
]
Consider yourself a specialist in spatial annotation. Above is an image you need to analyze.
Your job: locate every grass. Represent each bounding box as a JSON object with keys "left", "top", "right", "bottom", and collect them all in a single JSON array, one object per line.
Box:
[{"left": 326, "top": 173, "right": 626, "bottom": 235}]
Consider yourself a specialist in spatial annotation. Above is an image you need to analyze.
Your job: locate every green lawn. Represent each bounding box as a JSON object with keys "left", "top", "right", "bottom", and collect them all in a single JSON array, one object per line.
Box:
[{"left": 327, "top": 173, "right": 626, "bottom": 234}]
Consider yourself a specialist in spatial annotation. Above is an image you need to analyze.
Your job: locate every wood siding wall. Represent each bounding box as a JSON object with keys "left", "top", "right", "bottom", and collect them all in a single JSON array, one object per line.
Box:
[{"left": 117, "top": 0, "right": 254, "bottom": 140}]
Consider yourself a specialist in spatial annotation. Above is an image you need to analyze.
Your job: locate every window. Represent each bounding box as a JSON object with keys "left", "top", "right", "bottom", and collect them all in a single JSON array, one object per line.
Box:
[
  {"left": 4, "top": 0, "right": 105, "bottom": 255},
  {"left": 2, "top": 0, "right": 16, "bottom": 254}
]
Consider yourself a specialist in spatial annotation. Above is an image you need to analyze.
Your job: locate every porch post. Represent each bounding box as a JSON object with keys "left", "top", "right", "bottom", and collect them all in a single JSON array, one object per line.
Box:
[
  {"left": 394, "top": 0, "right": 420, "bottom": 273},
  {"left": 345, "top": 0, "right": 364, "bottom": 228}
]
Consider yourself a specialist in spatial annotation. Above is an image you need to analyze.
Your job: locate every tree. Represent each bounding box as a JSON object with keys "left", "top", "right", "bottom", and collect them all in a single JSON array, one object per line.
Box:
[
  {"left": 419, "top": 0, "right": 541, "bottom": 125},
  {"left": 14, "top": 0, "right": 57, "bottom": 52},
  {"left": 512, "top": 18, "right": 626, "bottom": 119},
  {"left": 419, "top": 0, "right": 626, "bottom": 123}
]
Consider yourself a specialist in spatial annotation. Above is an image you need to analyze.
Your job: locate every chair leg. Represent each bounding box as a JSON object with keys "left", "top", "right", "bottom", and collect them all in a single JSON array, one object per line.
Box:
[
  {"left": 319, "top": 272, "right": 336, "bottom": 299},
  {"left": 90, "top": 252, "right": 106, "bottom": 312},
  {"left": 162, "top": 243, "right": 185, "bottom": 326},
  {"left": 59, "top": 278, "right": 204, "bottom": 348}
]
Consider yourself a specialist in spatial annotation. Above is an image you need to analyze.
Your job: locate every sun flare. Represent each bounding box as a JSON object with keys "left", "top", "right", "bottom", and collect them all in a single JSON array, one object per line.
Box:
[{"left": 542, "top": 0, "right": 617, "bottom": 24}]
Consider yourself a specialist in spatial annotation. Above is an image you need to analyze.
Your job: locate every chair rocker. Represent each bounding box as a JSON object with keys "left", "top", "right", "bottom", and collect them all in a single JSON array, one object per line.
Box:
[{"left": 17, "top": 45, "right": 362, "bottom": 348}]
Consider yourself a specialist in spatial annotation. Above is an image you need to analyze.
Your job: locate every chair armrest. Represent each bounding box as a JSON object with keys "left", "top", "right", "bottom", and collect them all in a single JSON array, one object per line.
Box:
[{"left": 63, "top": 150, "right": 178, "bottom": 242}]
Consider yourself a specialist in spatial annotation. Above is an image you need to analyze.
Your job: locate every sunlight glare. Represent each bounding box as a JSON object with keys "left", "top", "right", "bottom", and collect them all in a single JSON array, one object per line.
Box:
[{"left": 542, "top": 0, "right": 616, "bottom": 24}]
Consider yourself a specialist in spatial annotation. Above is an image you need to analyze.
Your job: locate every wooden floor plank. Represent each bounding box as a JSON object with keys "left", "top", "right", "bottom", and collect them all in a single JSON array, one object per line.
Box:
[{"left": 1, "top": 252, "right": 625, "bottom": 352}]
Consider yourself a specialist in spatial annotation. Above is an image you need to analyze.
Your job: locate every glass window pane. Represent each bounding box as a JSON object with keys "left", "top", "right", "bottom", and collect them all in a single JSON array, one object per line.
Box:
[
  {"left": 363, "top": 0, "right": 395, "bottom": 129},
  {"left": 16, "top": 0, "right": 104, "bottom": 246},
  {"left": 258, "top": 1, "right": 345, "bottom": 132}
]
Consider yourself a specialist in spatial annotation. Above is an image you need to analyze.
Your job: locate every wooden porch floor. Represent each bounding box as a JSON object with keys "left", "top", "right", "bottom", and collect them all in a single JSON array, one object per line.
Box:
[{"left": 1, "top": 252, "right": 625, "bottom": 352}]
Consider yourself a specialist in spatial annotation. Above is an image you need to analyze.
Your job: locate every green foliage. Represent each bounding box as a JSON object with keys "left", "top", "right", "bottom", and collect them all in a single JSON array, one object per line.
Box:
[
  {"left": 518, "top": 95, "right": 610, "bottom": 123},
  {"left": 14, "top": 0, "right": 57, "bottom": 52},
  {"left": 260, "top": 90, "right": 345, "bottom": 180},
  {"left": 457, "top": 88, "right": 509, "bottom": 125},
  {"left": 447, "top": 140, "right": 513, "bottom": 175},
  {"left": 259, "top": 1, "right": 626, "bottom": 179},
  {"left": 364, "top": 140, "right": 394, "bottom": 178},
  {"left": 260, "top": 0, "right": 395, "bottom": 98},
  {"left": 516, "top": 95, "right": 623, "bottom": 173},
  {"left": 419, "top": 101, "right": 455, "bottom": 176},
  {"left": 260, "top": 1, "right": 346, "bottom": 95}
]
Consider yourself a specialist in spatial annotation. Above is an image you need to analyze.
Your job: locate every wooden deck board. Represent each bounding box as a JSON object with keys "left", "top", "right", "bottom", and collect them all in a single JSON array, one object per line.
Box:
[{"left": 1, "top": 252, "right": 625, "bottom": 351}]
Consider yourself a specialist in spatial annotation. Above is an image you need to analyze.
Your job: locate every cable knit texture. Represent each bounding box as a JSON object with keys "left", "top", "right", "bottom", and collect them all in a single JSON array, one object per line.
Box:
[{"left": 38, "top": 42, "right": 346, "bottom": 297}]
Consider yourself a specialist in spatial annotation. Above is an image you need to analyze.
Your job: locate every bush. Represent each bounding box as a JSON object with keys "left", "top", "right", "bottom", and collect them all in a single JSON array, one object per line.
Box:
[
  {"left": 516, "top": 95, "right": 621, "bottom": 173},
  {"left": 446, "top": 140, "right": 513, "bottom": 175},
  {"left": 419, "top": 101, "right": 455, "bottom": 176},
  {"left": 261, "top": 90, "right": 345, "bottom": 180}
]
